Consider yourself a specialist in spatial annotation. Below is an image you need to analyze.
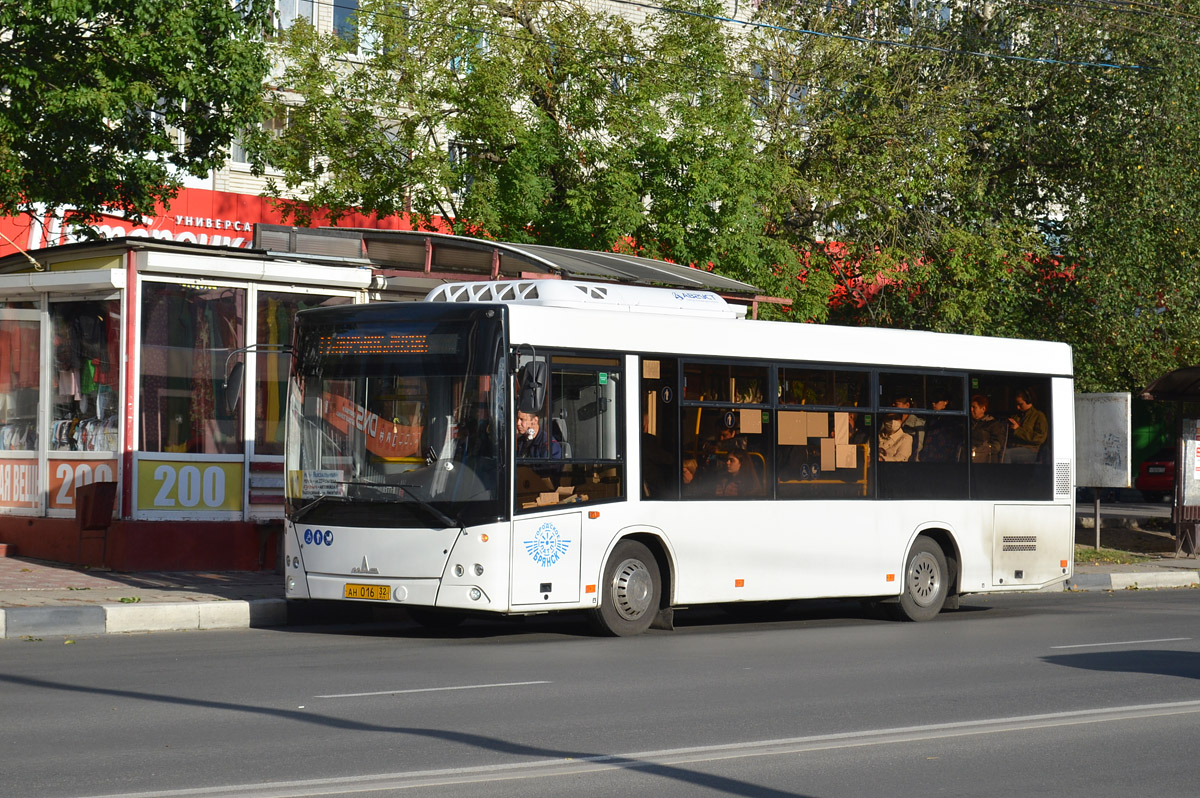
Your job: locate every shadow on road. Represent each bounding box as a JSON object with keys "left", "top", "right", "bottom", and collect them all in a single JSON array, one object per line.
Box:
[
  {"left": 0, "top": 672, "right": 819, "bottom": 798},
  {"left": 1043, "top": 649, "right": 1200, "bottom": 680}
]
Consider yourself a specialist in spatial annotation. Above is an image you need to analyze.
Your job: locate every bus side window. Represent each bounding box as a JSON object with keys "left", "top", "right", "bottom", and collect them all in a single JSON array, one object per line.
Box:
[
  {"left": 777, "top": 409, "right": 872, "bottom": 499},
  {"left": 515, "top": 354, "right": 626, "bottom": 512},
  {"left": 641, "top": 357, "right": 679, "bottom": 499},
  {"left": 877, "top": 374, "right": 969, "bottom": 500},
  {"left": 969, "top": 374, "right": 1053, "bottom": 500}
]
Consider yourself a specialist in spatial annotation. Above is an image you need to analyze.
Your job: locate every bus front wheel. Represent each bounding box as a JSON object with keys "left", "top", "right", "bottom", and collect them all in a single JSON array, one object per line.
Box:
[
  {"left": 895, "top": 537, "right": 948, "bottom": 622},
  {"left": 589, "top": 540, "right": 662, "bottom": 637}
]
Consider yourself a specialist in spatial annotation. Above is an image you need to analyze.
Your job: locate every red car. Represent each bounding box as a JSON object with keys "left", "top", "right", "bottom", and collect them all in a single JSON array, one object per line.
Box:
[{"left": 1134, "top": 447, "right": 1175, "bottom": 503}]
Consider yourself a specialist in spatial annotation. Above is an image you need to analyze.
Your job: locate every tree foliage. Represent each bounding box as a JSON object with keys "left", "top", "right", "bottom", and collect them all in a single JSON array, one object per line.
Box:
[
  {"left": 0, "top": 0, "right": 272, "bottom": 231},
  {"left": 258, "top": 0, "right": 1200, "bottom": 392}
]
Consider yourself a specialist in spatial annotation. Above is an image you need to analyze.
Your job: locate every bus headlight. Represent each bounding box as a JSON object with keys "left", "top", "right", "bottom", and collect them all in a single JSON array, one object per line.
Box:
[
  {"left": 454, "top": 564, "right": 464, "bottom": 577},
  {"left": 473, "top": 564, "right": 484, "bottom": 576},
  {"left": 469, "top": 588, "right": 482, "bottom": 601}
]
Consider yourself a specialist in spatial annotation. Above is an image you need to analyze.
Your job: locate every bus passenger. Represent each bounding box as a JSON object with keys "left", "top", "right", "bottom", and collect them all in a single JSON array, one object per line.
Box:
[
  {"left": 715, "top": 450, "right": 761, "bottom": 496},
  {"left": 918, "top": 392, "right": 960, "bottom": 462},
  {"left": 893, "top": 396, "right": 924, "bottom": 457},
  {"left": 878, "top": 413, "right": 913, "bottom": 462},
  {"left": 1004, "top": 389, "right": 1048, "bottom": 463},
  {"left": 969, "top": 394, "right": 1004, "bottom": 463},
  {"left": 682, "top": 457, "right": 701, "bottom": 496},
  {"left": 516, "top": 410, "right": 562, "bottom": 459}
]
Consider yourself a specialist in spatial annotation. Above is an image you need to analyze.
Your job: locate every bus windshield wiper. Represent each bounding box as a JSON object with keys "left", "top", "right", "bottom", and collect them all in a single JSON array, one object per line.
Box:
[
  {"left": 397, "top": 483, "right": 463, "bottom": 531},
  {"left": 290, "top": 492, "right": 348, "bottom": 523},
  {"left": 292, "top": 480, "right": 398, "bottom": 522}
]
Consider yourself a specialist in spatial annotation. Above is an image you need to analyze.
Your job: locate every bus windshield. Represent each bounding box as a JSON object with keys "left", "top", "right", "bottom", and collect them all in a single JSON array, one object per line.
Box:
[{"left": 285, "top": 305, "right": 506, "bottom": 528}]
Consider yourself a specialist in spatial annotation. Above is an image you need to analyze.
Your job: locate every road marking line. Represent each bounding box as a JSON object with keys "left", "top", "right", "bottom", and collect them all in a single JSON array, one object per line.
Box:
[
  {"left": 77, "top": 698, "right": 1200, "bottom": 798},
  {"left": 314, "top": 680, "right": 551, "bottom": 699},
  {"left": 1050, "top": 636, "right": 1191, "bottom": 649}
]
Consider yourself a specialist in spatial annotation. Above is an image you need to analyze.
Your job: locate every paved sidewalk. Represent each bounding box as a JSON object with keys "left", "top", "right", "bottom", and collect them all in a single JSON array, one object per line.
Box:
[
  {"left": 0, "top": 555, "right": 284, "bottom": 639},
  {"left": 1, "top": 534, "right": 1197, "bottom": 640}
]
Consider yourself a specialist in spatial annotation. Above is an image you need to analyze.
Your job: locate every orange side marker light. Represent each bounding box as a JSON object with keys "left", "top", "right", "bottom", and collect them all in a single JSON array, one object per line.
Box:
[
  {"left": 734, "top": 578, "right": 745, "bottom": 588},
  {"left": 588, "top": 511, "right": 600, "bottom": 519},
  {"left": 585, "top": 584, "right": 596, "bottom": 594},
  {"left": 1060, "top": 560, "right": 1068, "bottom": 568},
  {"left": 886, "top": 574, "right": 896, "bottom": 582}
]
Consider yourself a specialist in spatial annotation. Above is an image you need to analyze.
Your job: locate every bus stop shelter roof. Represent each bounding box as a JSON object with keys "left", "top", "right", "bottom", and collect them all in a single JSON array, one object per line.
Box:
[
  {"left": 1141, "top": 366, "right": 1200, "bottom": 401},
  {"left": 298, "top": 227, "right": 763, "bottom": 296}
]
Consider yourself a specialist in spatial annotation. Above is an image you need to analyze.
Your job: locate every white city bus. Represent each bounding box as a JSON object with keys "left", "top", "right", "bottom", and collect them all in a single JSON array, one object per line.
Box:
[{"left": 283, "top": 280, "right": 1074, "bottom": 635}]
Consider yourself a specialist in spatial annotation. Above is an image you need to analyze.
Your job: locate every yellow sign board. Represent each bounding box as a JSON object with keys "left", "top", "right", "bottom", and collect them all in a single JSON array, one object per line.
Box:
[{"left": 137, "top": 459, "right": 243, "bottom": 512}]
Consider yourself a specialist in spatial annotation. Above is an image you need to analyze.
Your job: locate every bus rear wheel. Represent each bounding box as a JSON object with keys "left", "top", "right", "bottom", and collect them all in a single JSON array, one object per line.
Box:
[
  {"left": 589, "top": 540, "right": 661, "bottom": 637},
  {"left": 895, "top": 537, "right": 948, "bottom": 622}
]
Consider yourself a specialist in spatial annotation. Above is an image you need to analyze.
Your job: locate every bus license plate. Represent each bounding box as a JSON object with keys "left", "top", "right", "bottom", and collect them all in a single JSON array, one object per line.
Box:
[{"left": 344, "top": 583, "right": 391, "bottom": 601}]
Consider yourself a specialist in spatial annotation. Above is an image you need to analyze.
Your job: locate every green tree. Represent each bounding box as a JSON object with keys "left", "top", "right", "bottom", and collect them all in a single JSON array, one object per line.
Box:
[
  {"left": 260, "top": 0, "right": 796, "bottom": 300},
  {"left": 747, "top": 1, "right": 1200, "bottom": 392},
  {"left": 0, "top": 0, "right": 272, "bottom": 232},
  {"left": 261, "top": 0, "right": 1200, "bottom": 392}
]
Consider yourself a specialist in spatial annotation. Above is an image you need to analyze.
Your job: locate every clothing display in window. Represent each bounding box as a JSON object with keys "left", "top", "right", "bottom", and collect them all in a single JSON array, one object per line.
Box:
[{"left": 50, "top": 301, "right": 120, "bottom": 452}]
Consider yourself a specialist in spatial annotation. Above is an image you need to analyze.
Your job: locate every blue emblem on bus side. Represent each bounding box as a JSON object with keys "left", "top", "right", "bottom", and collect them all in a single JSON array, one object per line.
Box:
[
  {"left": 524, "top": 522, "right": 571, "bottom": 567},
  {"left": 323, "top": 530, "right": 334, "bottom": 546},
  {"left": 304, "top": 529, "right": 314, "bottom": 545}
]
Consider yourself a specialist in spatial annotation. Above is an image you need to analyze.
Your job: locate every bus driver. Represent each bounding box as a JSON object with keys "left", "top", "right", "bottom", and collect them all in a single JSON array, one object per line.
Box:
[{"left": 516, "top": 410, "right": 562, "bottom": 459}]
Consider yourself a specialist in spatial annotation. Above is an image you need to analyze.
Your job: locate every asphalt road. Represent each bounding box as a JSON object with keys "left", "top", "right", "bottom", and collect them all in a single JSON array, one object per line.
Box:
[{"left": 3, "top": 590, "right": 1200, "bottom": 798}]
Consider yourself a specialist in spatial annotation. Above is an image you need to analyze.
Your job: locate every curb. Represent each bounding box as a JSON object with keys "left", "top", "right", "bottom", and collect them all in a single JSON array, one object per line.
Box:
[
  {"left": 1064, "top": 571, "right": 1200, "bottom": 592},
  {"left": 0, "top": 598, "right": 287, "bottom": 639}
]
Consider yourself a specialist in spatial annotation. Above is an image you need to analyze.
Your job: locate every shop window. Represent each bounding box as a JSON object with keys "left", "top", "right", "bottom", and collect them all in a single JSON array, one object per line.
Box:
[
  {"left": 49, "top": 300, "right": 121, "bottom": 452},
  {"left": 0, "top": 303, "right": 39, "bottom": 451},
  {"left": 514, "top": 353, "right": 624, "bottom": 511},
  {"left": 969, "top": 374, "right": 1053, "bottom": 500},
  {"left": 681, "top": 405, "right": 772, "bottom": 499},
  {"left": 254, "top": 292, "right": 352, "bottom": 456},
  {"left": 140, "top": 283, "right": 244, "bottom": 454}
]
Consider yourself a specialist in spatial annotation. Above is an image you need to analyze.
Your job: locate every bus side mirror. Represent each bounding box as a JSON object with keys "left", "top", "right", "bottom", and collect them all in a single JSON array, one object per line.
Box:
[
  {"left": 517, "top": 360, "right": 548, "bottom": 414},
  {"left": 224, "top": 361, "right": 244, "bottom": 416}
]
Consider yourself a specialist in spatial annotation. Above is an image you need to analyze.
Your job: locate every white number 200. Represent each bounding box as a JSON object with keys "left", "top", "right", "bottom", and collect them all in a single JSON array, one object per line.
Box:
[
  {"left": 54, "top": 462, "right": 115, "bottom": 507},
  {"left": 152, "top": 465, "right": 226, "bottom": 508}
]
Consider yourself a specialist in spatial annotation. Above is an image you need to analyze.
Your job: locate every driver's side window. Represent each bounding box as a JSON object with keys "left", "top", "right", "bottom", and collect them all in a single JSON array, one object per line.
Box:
[{"left": 514, "top": 351, "right": 625, "bottom": 511}]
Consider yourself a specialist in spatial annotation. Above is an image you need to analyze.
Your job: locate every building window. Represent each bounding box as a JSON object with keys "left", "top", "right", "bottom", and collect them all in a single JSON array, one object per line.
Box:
[
  {"left": 140, "top": 283, "right": 245, "bottom": 454},
  {"left": 277, "top": 0, "right": 314, "bottom": 30},
  {"left": 333, "top": 0, "right": 359, "bottom": 45}
]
